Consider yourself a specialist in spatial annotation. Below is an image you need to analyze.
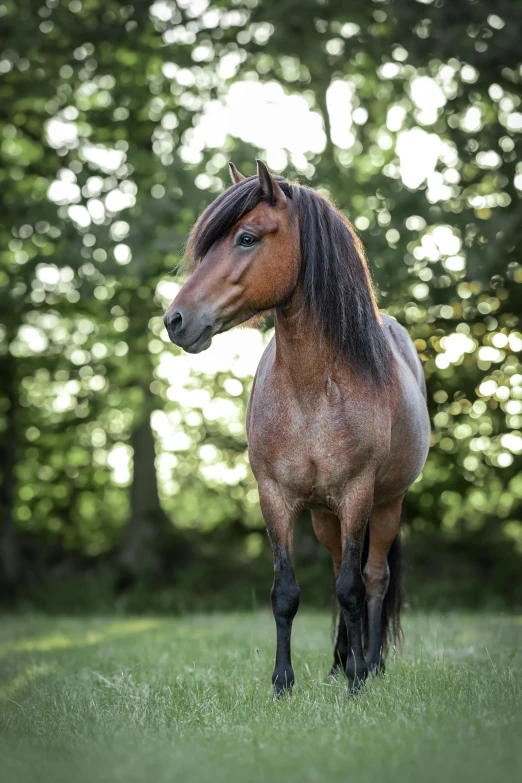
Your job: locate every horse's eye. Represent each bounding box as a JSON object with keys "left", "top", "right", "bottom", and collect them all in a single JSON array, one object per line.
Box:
[{"left": 238, "top": 233, "right": 257, "bottom": 248}]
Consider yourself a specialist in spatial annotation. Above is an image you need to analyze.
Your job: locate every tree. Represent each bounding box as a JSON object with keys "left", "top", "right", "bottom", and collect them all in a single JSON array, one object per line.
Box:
[{"left": 1, "top": 0, "right": 521, "bottom": 604}]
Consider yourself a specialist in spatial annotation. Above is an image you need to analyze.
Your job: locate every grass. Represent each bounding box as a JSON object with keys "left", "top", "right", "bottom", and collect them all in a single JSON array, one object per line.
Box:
[{"left": 0, "top": 611, "right": 521, "bottom": 783}]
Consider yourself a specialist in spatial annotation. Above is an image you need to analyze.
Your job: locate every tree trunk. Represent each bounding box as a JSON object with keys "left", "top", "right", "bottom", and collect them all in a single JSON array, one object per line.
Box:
[
  {"left": 117, "top": 398, "right": 169, "bottom": 581},
  {"left": 0, "top": 362, "right": 20, "bottom": 590}
]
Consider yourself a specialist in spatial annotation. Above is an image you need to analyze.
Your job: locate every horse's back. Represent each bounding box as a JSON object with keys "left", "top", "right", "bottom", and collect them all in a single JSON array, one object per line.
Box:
[{"left": 381, "top": 315, "right": 426, "bottom": 398}]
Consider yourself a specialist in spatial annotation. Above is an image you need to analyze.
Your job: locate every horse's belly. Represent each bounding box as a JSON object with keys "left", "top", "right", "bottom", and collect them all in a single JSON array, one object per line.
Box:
[{"left": 374, "top": 392, "right": 431, "bottom": 504}]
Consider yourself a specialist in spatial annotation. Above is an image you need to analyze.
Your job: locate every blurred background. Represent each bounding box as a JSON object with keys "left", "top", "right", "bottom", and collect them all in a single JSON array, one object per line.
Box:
[{"left": 1, "top": 0, "right": 521, "bottom": 613}]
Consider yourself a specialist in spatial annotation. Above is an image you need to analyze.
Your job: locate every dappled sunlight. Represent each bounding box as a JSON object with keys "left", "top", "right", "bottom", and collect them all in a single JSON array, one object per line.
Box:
[
  {"left": 150, "top": 321, "right": 269, "bottom": 513},
  {"left": 0, "top": 619, "right": 161, "bottom": 659},
  {"left": 188, "top": 81, "right": 326, "bottom": 173},
  {"left": 0, "top": 663, "right": 55, "bottom": 702}
]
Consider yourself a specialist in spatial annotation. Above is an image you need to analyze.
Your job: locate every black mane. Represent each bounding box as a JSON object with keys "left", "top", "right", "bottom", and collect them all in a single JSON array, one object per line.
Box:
[{"left": 186, "top": 175, "right": 391, "bottom": 385}]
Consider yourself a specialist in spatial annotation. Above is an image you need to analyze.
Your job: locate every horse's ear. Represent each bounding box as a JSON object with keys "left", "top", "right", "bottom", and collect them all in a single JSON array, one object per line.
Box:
[
  {"left": 229, "top": 162, "right": 246, "bottom": 185},
  {"left": 256, "top": 159, "right": 286, "bottom": 207}
]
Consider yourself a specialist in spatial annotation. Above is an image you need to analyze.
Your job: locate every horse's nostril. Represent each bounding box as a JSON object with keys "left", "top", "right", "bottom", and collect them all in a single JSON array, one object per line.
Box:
[
  {"left": 172, "top": 310, "right": 183, "bottom": 330},
  {"left": 165, "top": 309, "right": 183, "bottom": 334}
]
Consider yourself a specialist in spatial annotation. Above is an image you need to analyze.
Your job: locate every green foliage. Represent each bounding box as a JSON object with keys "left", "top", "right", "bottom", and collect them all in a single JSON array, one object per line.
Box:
[{"left": 0, "top": 0, "right": 522, "bottom": 600}]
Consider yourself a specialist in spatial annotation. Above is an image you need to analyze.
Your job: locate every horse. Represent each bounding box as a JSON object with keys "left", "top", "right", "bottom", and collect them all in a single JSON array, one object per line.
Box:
[{"left": 164, "top": 160, "right": 431, "bottom": 694}]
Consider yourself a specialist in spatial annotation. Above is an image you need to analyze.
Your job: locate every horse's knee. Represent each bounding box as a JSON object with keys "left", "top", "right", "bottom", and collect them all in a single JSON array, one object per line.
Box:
[
  {"left": 335, "top": 568, "right": 366, "bottom": 618},
  {"left": 271, "top": 576, "right": 300, "bottom": 621}
]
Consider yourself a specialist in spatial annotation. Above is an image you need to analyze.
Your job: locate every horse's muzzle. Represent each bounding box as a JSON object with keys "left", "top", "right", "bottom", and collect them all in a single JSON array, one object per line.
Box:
[{"left": 164, "top": 307, "right": 213, "bottom": 353}]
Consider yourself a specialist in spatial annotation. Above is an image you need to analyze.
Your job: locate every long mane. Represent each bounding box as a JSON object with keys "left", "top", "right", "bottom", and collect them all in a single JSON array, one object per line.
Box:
[{"left": 186, "top": 175, "right": 392, "bottom": 386}]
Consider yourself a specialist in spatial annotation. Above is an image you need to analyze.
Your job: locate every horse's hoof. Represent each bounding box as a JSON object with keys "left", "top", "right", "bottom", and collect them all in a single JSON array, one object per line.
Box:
[
  {"left": 273, "top": 684, "right": 292, "bottom": 698},
  {"left": 347, "top": 676, "right": 368, "bottom": 695},
  {"left": 346, "top": 662, "right": 369, "bottom": 694},
  {"left": 367, "top": 658, "right": 386, "bottom": 676},
  {"left": 328, "top": 662, "right": 345, "bottom": 680},
  {"left": 272, "top": 668, "right": 294, "bottom": 697},
  {"left": 273, "top": 681, "right": 293, "bottom": 698}
]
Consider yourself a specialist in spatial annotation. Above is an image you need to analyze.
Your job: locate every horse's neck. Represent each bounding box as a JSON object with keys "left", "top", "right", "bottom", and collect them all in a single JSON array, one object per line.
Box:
[{"left": 274, "top": 306, "right": 337, "bottom": 391}]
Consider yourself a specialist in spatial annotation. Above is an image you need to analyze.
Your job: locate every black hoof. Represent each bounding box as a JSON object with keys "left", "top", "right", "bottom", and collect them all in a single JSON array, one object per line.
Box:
[
  {"left": 328, "top": 661, "right": 345, "bottom": 680},
  {"left": 347, "top": 677, "right": 367, "bottom": 694},
  {"left": 328, "top": 649, "right": 348, "bottom": 679},
  {"left": 272, "top": 667, "right": 295, "bottom": 696},
  {"left": 367, "top": 657, "right": 386, "bottom": 676},
  {"left": 346, "top": 662, "right": 369, "bottom": 694}
]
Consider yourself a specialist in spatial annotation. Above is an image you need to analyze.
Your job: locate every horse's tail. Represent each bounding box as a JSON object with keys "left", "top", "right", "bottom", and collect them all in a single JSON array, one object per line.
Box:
[{"left": 361, "top": 524, "right": 403, "bottom": 654}]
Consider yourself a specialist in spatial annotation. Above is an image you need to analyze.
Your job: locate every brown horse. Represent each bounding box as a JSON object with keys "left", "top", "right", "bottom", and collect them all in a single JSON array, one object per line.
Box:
[{"left": 164, "top": 161, "right": 430, "bottom": 694}]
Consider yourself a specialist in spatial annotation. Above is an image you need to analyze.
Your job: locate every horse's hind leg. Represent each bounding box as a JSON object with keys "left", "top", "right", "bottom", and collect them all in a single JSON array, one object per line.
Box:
[
  {"left": 364, "top": 495, "right": 403, "bottom": 674},
  {"left": 311, "top": 510, "right": 347, "bottom": 676},
  {"left": 259, "top": 482, "right": 300, "bottom": 696}
]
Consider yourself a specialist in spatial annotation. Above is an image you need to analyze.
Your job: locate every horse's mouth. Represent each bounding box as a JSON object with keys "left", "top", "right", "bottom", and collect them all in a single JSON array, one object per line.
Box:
[{"left": 183, "top": 325, "right": 213, "bottom": 354}]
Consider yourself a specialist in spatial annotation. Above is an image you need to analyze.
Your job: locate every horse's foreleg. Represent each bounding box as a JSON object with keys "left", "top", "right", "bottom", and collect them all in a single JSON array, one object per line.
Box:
[
  {"left": 364, "top": 495, "right": 403, "bottom": 673},
  {"left": 311, "top": 510, "right": 347, "bottom": 676},
  {"left": 337, "top": 492, "right": 373, "bottom": 692},
  {"left": 259, "top": 483, "right": 299, "bottom": 696}
]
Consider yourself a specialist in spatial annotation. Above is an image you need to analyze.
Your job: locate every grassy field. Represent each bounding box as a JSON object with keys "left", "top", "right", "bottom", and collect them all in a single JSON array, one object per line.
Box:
[{"left": 0, "top": 611, "right": 521, "bottom": 783}]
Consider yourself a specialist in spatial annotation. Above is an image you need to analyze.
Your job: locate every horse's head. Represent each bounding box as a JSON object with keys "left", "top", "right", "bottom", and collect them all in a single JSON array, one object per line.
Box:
[{"left": 164, "top": 160, "right": 300, "bottom": 353}]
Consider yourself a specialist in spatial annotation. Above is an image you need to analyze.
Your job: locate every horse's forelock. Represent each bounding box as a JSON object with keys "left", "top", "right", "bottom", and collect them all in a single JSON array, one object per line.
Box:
[{"left": 186, "top": 176, "right": 293, "bottom": 269}]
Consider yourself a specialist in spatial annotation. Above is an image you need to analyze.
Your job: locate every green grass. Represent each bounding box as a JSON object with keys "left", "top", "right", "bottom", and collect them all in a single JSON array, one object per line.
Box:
[{"left": 0, "top": 612, "right": 521, "bottom": 783}]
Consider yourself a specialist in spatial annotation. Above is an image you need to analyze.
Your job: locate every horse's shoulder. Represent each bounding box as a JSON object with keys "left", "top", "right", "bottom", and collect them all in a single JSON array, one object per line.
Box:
[{"left": 246, "top": 336, "right": 275, "bottom": 437}]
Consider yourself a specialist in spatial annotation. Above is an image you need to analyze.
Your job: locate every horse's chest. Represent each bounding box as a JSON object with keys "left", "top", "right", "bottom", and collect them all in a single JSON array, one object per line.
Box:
[{"left": 248, "top": 388, "right": 378, "bottom": 504}]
